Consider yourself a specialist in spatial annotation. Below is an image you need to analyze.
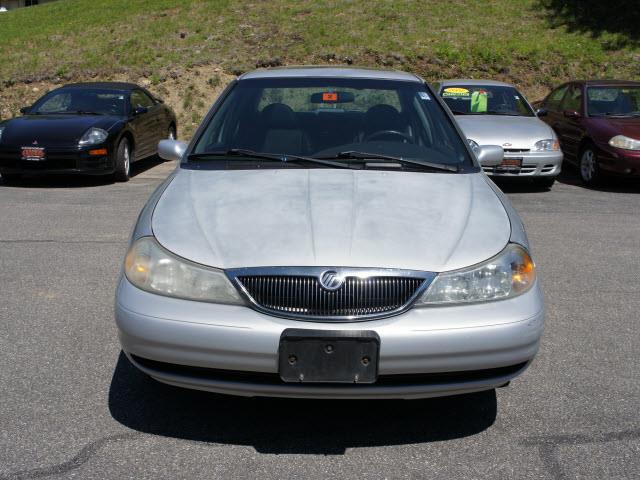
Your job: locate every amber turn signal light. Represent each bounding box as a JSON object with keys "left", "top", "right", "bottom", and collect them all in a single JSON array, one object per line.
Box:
[{"left": 89, "top": 148, "right": 108, "bottom": 156}]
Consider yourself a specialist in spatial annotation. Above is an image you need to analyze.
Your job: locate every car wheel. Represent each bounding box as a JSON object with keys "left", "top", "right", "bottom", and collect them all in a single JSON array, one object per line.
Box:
[
  {"left": 1, "top": 173, "right": 22, "bottom": 185},
  {"left": 579, "top": 146, "right": 600, "bottom": 186},
  {"left": 535, "top": 177, "right": 556, "bottom": 190},
  {"left": 114, "top": 138, "right": 131, "bottom": 182}
]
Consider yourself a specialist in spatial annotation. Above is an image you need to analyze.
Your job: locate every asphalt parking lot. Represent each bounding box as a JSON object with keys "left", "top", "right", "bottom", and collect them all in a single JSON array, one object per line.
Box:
[{"left": 0, "top": 161, "right": 638, "bottom": 480}]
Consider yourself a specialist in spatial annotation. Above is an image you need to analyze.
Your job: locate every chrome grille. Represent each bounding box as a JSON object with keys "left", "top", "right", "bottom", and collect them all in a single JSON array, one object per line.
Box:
[{"left": 228, "top": 267, "right": 434, "bottom": 321}]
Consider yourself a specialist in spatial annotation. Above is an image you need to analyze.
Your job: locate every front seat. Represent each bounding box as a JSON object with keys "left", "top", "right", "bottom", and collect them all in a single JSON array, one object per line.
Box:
[
  {"left": 261, "top": 103, "right": 309, "bottom": 155},
  {"left": 360, "top": 104, "right": 407, "bottom": 141}
]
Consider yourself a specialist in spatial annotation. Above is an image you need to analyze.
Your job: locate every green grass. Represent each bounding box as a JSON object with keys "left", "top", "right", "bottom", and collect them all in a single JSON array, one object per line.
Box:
[{"left": 0, "top": 0, "right": 638, "bottom": 97}]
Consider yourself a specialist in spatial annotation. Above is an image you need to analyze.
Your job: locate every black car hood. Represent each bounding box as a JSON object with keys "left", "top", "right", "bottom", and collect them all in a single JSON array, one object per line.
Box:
[{"left": 1, "top": 115, "right": 121, "bottom": 147}]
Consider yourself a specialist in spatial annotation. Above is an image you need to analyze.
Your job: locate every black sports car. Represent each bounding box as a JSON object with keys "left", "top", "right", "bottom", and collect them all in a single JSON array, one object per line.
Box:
[{"left": 0, "top": 82, "right": 177, "bottom": 183}]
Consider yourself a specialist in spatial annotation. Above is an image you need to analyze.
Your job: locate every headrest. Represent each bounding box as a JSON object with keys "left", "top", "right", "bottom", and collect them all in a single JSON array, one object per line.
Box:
[{"left": 262, "top": 103, "right": 297, "bottom": 129}]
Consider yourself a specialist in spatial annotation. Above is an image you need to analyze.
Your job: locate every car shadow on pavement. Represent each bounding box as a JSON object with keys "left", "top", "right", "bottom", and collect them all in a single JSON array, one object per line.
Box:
[
  {"left": 108, "top": 353, "right": 497, "bottom": 454},
  {"left": 0, "top": 156, "right": 164, "bottom": 188},
  {"left": 554, "top": 166, "right": 640, "bottom": 193},
  {"left": 493, "top": 168, "right": 640, "bottom": 194}
]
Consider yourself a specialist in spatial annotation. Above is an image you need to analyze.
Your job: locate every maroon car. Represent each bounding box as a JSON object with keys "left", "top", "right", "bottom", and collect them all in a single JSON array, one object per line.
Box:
[{"left": 534, "top": 80, "right": 640, "bottom": 185}]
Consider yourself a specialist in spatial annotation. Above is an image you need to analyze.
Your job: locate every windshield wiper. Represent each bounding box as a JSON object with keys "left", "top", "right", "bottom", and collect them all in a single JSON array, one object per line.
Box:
[
  {"left": 187, "top": 149, "right": 354, "bottom": 169},
  {"left": 43, "top": 110, "right": 105, "bottom": 115},
  {"left": 483, "top": 111, "right": 522, "bottom": 116},
  {"left": 315, "top": 151, "right": 459, "bottom": 172}
]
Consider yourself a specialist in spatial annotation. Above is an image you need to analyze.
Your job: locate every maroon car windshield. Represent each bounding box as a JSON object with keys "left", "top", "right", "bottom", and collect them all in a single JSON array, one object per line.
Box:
[{"left": 587, "top": 86, "right": 640, "bottom": 117}]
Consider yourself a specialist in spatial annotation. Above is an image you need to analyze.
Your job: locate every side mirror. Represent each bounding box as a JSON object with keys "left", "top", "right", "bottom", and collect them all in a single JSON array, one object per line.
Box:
[
  {"left": 476, "top": 145, "right": 504, "bottom": 166},
  {"left": 19, "top": 106, "right": 31, "bottom": 114},
  {"left": 158, "top": 139, "right": 188, "bottom": 162},
  {"left": 133, "top": 106, "right": 148, "bottom": 116},
  {"left": 563, "top": 109, "right": 581, "bottom": 119},
  {"left": 535, "top": 108, "right": 548, "bottom": 117}
]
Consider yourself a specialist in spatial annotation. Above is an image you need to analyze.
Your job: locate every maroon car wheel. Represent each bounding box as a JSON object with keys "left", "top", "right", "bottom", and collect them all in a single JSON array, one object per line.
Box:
[{"left": 579, "top": 146, "right": 601, "bottom": 186}]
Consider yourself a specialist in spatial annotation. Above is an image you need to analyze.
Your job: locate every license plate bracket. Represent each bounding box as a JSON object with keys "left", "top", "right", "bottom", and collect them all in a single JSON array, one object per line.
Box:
[
  {"left": 21, "top": 146, "right": 46, "bottom": 161},
  {"left": 499, "top": 157, "right": 522, "bottom": 170},
  {"left": 278, "top": 329, "right": 380, "bottom": 384}
]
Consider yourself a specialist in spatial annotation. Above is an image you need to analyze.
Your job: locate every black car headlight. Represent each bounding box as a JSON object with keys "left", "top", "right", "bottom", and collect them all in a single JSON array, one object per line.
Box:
[{"left": 79, "top": 127, "right": 108, "bottom": 146}]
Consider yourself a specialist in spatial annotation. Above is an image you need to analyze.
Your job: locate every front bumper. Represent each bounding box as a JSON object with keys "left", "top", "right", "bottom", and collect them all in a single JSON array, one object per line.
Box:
[
  {"left": 115, "top": 277, "right": 545, "bottom": 399},
  {"left": 595, "top": 142, "right": 640, "bottom": 177},
  {"left": 483, "top": 151, "right": 563, "bottom": 177},
  {"left": 0, "top": 145, "right": 114, "bottom": 175}
]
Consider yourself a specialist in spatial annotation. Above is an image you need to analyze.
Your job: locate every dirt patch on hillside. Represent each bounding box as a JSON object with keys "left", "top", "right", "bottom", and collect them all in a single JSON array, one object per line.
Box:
[{"left": 0, "top": 64, "right": 234, "bottom": 140}]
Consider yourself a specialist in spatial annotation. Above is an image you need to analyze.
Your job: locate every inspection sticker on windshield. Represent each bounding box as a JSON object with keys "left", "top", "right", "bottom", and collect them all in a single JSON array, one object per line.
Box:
[
  {"left": 418, "top": 92, "right": 431, "bottom": 100},
  {"left": 442, "top": 87, "right": 470, "bottom": 97}
]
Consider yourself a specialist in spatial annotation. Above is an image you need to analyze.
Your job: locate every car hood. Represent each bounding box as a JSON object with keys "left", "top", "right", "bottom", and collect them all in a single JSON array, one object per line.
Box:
[
  {"left": 0, "top": 115, "right": 120, "bottom": 147},
  {"left": 455, "top": 115, "right": 555, "bottom": 149},
  {"left": 151, "top": 169, "right": 510, "bottom": 272},
  {"left": 588, "top": 117, "right": 640, "bottom": 141}
]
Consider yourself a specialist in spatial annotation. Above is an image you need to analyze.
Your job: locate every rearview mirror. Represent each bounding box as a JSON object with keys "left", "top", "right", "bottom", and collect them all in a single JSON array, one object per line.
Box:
[
  {"left": 19, "top": 106, "right": 31, "bottom": 114},
  {"left": 133, "top": 106, "right": 149, "bottom": 116},
  {"left": 476, "top": 145, "right": 504, "bottom": 166},
  {"left": 535, "top": 108, "right": 548, "bottom": 117},
  {"left": 158, "top": 139, "right": 188, "bottom": 162},
  {"left": 563, "top": 109, "right": 581, "bottom": 119}
]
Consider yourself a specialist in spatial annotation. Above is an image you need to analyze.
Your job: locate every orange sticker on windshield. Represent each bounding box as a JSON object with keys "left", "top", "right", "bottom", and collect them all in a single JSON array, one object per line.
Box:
[{"left": 322, "top": 92, "right": 338, "bottom": 102}]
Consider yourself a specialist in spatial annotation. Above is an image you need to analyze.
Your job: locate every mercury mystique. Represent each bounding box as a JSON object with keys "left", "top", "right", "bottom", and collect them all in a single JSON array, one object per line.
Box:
[{"left": 115, "top": 67, "right": 544, "bottom": 399}]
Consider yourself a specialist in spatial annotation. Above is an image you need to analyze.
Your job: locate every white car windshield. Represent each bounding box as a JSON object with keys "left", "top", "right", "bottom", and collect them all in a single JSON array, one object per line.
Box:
[{"left": 440, "top": 85, "right": 535, "bottom": 117}]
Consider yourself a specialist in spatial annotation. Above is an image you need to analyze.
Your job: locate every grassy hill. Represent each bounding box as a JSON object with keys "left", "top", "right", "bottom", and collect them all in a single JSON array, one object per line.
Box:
[{"left": 1, "top": 0, "right": 639, "bottom": 136}]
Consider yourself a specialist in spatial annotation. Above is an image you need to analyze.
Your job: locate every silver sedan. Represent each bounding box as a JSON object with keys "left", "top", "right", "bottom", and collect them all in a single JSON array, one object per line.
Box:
[
  {"left": 115, "top": 67, "right": 544, "bottom": 399},
  {"left": 437, "top": 79, "right": 563, "bottom": 188}
]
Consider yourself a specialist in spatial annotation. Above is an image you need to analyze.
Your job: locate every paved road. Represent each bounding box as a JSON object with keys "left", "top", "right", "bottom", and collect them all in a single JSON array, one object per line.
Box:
[{"left": 1, "top": 162, "right": 639, "bottom": 479}]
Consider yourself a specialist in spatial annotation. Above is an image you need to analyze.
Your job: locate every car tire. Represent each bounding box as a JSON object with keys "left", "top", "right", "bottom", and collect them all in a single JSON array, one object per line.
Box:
[
  {"left": 579, "top": 145, "right": 601, "bottom": 186},
  {"left": 114, "top": 138, "right": 131, "bottom": 183},
  {"left": 535, "top": 177, "right": 556, "bottom": 190},
  {"left": 1, "top": 173, "right": 22, "bottom": 185}
]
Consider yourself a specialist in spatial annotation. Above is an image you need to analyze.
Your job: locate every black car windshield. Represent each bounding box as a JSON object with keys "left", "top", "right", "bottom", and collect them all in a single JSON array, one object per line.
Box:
[
  {"left": 30, "top": 88, "right": 127, "bottom": 116},
  {"left": 440, "top": 85, "right": 535, "bottom": 117},
  {"left": 191, "top": 77, "right": 473, "bottom": 168},
  {"left": 587, "top": 86, "right": 640, "bottom": 117}
]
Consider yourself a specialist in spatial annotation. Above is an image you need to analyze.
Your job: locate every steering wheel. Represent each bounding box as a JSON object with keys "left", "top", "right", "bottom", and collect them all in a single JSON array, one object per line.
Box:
[{"left": 363, "top": 130, "right": 412, "bottom": 143}]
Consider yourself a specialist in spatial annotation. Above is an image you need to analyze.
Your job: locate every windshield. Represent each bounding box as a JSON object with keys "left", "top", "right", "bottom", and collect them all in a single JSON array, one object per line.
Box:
[
  {"left": 191, "top": 78, "right": 472, "bottom": 168},
  {"left": 440, "top": 85, "right": 534, "bottom": 117},
  {"left": 587, "top": 86, "right": 640, "bottom": 117},
  {"left": 30, "top": 89, "right": 127, "bottom": 116}
]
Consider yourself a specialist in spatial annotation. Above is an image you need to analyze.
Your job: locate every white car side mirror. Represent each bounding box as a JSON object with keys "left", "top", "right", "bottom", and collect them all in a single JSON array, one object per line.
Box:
[
  {"left": 476, "top": 145, "right": 504, "bottom": 167},
  {"left": 158, "top": 139, "right": 188, "bottom": 162}
]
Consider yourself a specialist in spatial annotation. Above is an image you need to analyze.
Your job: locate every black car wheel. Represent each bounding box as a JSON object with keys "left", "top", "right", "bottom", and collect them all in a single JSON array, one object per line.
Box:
[
  {"left": 1, "top": 173, "right": 22, "bottom": 185},
  {"left": 114, "top": 138, "right": 131, "bottom": 182},
  {"left": 579, "top": 145, "right": 601, "bottom": 186}
]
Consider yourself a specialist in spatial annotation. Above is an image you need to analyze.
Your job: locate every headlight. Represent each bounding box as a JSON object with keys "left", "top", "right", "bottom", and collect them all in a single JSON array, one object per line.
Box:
[
  {"left": 416, "top": 243, "right": 536, "bottom": 305},
  {"left": 79, "top": 127, "right": 108, "bottom": 146},
  {"left": 467, "top": 139, "right": 481, "bottom": 156},
  {"left": 608, "top": 135, "right": 640, "bottom": 151},
  {"left": 124, "top": 236, "right": 244, "bottom": 304},
  {"left": 534, "top": 139, "right": 559, "bottom": 151}
]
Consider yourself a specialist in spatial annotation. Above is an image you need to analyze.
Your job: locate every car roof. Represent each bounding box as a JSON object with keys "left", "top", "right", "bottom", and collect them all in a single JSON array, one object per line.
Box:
[
  {"left": 239, "top": 66, "right": 423, "bottom": 82},
  {"left": 58, "top": 82, "right": 141, "bottom": 91},
  {"left": 580, "top": 79, "right": 640, "bottom": 87},
  {"left": 438, "top": 79, "right": 515, "bottom": 88}
]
